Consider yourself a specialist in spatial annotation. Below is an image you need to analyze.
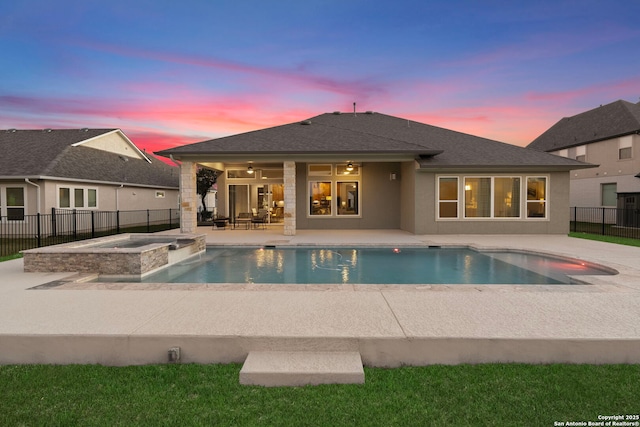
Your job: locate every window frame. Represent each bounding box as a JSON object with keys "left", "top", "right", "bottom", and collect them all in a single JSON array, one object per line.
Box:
[
  {"left": 1, "top": 185, "right": 26, "bottom": 221},
  {"left": 307, "top": 164, "right": 361, "bottom": 218},
  {"left": 436, "top": 175, "right": 548, "bottom": 221},
  {"left": 437, "top": 176, "right": 459, "bottom": 219},
  {"left": 601, "top": 183, "right": 617, "bottom": 207},
  {"left": 619, "top": 147, "right": 632, "bottom": 160},
  {"left": 57, "top": 185, "right": 99, "bottom": 210},
  {"left": 526, "top": 176, "right": 548, "bottom": 219}
]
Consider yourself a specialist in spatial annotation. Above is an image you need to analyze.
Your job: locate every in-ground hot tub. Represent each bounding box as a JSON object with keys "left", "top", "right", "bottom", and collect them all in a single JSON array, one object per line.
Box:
[{"left": 22, "top": 233, "right": 206, "bottom": 279}]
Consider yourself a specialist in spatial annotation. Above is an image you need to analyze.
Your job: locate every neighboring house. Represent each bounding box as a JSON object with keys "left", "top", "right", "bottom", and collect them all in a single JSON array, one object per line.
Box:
[
  {"left": 157, "top": 111, "right": 593, "bottom": 236},
  {"left": 528, "top": 100, "right": 640, "bottom": 225},
  {"left": 0, "top": 128, "right": 179, "bottom": 223}
]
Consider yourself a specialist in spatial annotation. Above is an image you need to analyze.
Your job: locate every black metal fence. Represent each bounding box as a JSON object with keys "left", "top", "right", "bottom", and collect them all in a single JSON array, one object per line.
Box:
[
  {"left": 571, "top": 207, "right": 640, "bottom": 240},
  {"left": 1, "top": 208, "right": 180, "bottom": 257}
]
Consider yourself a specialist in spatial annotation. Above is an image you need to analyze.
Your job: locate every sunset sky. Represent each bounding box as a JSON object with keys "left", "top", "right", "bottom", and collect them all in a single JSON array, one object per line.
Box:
[{"left": 1, "top": 0, "right": 639, "bottom": 156}]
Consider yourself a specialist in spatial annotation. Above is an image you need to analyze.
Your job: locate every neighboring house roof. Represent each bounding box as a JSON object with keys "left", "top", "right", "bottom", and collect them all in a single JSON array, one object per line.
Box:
[
  {"left": 0, "top": 128, "right": 179, "bottom": 188},
  {"left": 528, "top": 100, "right": 640, "bottom": 152},
  {"left": 157, "top": 112, "right": 591, "bottom": 171}
]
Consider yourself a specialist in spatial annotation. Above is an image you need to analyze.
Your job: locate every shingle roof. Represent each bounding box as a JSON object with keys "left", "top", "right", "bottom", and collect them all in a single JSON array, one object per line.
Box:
[
  {"left": 0, "top": 129, "right": 178, "bottom": 188},
  {"left": 528, "top": 100, "right": 640, "bottom": 152},
  {"left": 157, "top": 112, "right": 591, "bottom": 170}
]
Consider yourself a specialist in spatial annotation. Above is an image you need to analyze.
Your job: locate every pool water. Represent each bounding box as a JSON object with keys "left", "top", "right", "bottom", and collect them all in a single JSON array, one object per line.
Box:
[{"left": 99, "top": 247, "right": 614, "bottom": 285}]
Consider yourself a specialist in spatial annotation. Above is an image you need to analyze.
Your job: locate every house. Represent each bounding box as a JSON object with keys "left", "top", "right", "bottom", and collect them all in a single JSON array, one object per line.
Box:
[
  {"left": 157, "top": 111, "right": 593, "bottom": 235},
  {"left": 528, "top": 100, "right": 640, "bottom": 225},
  {"left": 0, "top": 128, "right": 179, "bottom": 221}
]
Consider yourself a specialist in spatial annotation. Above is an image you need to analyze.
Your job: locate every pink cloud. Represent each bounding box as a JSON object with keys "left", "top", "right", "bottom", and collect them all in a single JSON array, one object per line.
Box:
[{"left": 72, "top": 40, "right": 387, "bottom": 101}]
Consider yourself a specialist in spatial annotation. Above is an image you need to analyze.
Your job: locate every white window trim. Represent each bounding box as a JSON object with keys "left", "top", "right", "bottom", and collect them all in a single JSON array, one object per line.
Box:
[
  {"left": 226, "top": 169, "right": 257, "bottom": 180},
  {"left": 436, "top": 175, "right": 549, "bottom": 221},
  {"left": 308, "top": 164, "right": 333, "bottom": 176},
  {"left": 1, "top": 185, "right": 27, "bottom": 222},
  {"left": 57, "top": 185, "right": 99, "bottom": 210},
  {"left": 307, "top": 164, "right": 362, "bottom": 218},
  {"left": 437, "top": 176, "right": 459, "bottom": 219},
  {"left": 525, "top": 176, "right": 548, "bottom": 220}
]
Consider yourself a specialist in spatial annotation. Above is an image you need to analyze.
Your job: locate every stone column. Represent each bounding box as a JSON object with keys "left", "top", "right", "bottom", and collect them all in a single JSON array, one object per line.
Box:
[
  {"left": 283, "top": 161, "right": 296, "bottom": 236},
  {"left": 179, "top": 161, "right": 197, "bottom": 233}
]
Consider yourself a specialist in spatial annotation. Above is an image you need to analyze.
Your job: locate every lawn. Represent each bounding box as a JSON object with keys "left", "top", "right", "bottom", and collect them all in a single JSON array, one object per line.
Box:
[
  {"left": 1, "top": 363, "right": 638, "bottom": 426},
  {"left": 569, "top": 232, "right": 640, "bottom": 247}
]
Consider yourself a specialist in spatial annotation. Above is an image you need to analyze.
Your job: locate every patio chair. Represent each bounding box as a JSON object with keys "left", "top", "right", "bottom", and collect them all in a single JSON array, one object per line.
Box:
[
  {"left": 251, "top": 210, "right": 269, "bottom": 229},
  {"left": 235, "top": 212, "right": 253, "bottom": 229}
]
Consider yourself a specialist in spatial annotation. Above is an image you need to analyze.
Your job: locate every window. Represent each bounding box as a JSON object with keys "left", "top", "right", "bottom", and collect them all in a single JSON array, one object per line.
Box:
[
  {"left": 309, "top": 181, "right": 332, "bottom": 215},
  {"left": 619, "top": 138, "right": 632, "bottom": 160},
  {"left": 619, "top": 147, "right": 632, "bottom": 160},
  {"left": 464, "top": 177, "right": 491, "bottom": 218},
  {"left": 227, "top": 169, "right": 256, "bottom": 179},
  {"left": 601, "top": 183, "right": 617, "bottom": 207},
  {"left": 526, "top": 177, "right": 547, "bottom": 218},
  {"left": 59, "top": 188, "right": 71, "bottom": 208},
  {"left": 307, "top": 164, "right": 361, "bottom": 217},
  {"left": 88, "top": 189, "right": 97, "bottom": 207},
  {"left": 438, "top": 177, "right": 458, "bottom": 218},
  {"left": 438, "top": 175, "right": 544, "bottom": 220},
  {"left": 260, "top": 168, "right": 283, "bottom": 180},
  {"left": 336, "top": 164, "right": 360, "bottom": 176},
  {"left": 58, "top": 186, "right": 98, "bottom": 209},
  {"left": 4, "top": 187, "right": 25, "bottom": 220},
  {"left": 337, "top": 182, "right": 358, "bottom": 215},
  {"left": 74, "top": 188, "right": 84, "bottom": 208},
  {"left": 308, "top": 164, "right": 332, "bottom": 176},
  {"left": 494, "top": 177, "right": 520, "bottom": 218}
]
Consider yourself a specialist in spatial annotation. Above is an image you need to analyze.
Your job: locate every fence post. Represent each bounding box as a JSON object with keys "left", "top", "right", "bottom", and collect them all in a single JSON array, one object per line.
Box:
[
  {"left": 73, "top": 209, "right": 77, "bottom": 239},
  {"left": 51, "top": 207, "right": 57, "bottom": 237},
  {"left": 169, "top": 208, "right": 172, "bottom": 230},
  {"left": 116, "top": 211, "right": 120, "bottom": 234},
  {"left": 91, "top": 211, "right": 95, "bottom": 238},
  {"left": 601, "top": 207, "right": 606, "bottom": 236},
  {"left": 147, "top": 209, "right": 150, "bottom": 232},
  {"left": 37, "top": 213, "right": 42, "bottom": 247}
]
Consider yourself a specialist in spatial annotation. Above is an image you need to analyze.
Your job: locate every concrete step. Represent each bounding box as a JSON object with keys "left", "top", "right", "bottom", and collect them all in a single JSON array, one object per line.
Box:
[{"left": 239, "top": 351, "right": 365, "bottom": 387}]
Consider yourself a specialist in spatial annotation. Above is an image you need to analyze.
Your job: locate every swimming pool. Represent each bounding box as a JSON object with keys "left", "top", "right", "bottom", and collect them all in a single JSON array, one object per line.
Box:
[{"left": 97, "top": 246, "right": 615, "bottom": 285}]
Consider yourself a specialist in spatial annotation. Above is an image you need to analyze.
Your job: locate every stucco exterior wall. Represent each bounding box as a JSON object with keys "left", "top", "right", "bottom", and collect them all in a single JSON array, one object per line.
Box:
[
  {"left": 35, "top": 180, "right": 178, "bottom": 213},
  {"left": 295, "top": 162, "right": 402, "bottom": 230},
  {"left": 399, "top": 161, "right": 417, "bottom": 233},
  {"left": 415, "top": 171, "right": 571, "bottom": 235}
]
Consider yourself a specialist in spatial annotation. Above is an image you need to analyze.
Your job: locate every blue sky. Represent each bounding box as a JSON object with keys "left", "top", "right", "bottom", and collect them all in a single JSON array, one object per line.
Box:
[{"left": 1, "top": 0, "right": 639, "bottom": 152}]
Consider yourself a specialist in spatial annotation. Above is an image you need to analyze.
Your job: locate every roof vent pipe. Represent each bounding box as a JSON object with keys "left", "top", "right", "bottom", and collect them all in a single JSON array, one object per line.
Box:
[{"left": 353, "top": 102, "right": 356, "bottom": 116}]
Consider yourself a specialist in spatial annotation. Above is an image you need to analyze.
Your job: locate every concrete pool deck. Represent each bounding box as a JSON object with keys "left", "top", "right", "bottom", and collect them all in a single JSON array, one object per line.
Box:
[{"left": 2, "top": 228, "right": 640, "bottom": 372}]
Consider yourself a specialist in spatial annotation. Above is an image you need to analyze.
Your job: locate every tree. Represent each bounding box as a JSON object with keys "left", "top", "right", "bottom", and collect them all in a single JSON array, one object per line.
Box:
[{"left": 196, "top": 168, "right": 217, "bottom": 219}]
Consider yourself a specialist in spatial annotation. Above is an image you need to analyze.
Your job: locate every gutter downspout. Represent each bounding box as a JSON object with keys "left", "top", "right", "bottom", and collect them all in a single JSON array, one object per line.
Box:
[{"left": 25, "top": 179, "right": 41, "bottom": 214}]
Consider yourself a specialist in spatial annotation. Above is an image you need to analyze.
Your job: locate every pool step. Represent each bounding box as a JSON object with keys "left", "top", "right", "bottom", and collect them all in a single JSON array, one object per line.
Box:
[{"left": 239, "top": 351, "right": 365, "bottom": 387}]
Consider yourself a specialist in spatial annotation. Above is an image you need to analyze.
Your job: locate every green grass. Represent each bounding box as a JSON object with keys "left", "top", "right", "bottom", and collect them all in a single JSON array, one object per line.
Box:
[
  {"left": 0, "top": 253, "right": 22, "bottom": 262},
  {"left": 1, "top": 364, "right": 639, "bottom": 426},
  {"left": 569, "top": 232, "right": 640, "bottom": 247}
]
